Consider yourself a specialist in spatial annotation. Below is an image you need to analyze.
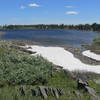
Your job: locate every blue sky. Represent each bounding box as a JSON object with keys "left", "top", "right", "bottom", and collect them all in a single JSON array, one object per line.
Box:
[{"left": 0, "top": 0, "right": 100, "bottom": 25}]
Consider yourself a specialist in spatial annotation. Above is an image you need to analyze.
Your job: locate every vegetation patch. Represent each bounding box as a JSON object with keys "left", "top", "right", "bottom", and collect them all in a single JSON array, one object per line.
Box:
[
  {"left": 0, "top": 40, "right": 99, "bottom": 100},
  {"left": 0, "top": 31, "right": 5, "bottom": 35}
]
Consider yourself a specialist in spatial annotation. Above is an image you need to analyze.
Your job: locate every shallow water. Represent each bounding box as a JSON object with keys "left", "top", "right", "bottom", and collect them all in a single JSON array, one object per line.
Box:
[{"left": 0, "top": 29, "right": 100, "bottom": 47}]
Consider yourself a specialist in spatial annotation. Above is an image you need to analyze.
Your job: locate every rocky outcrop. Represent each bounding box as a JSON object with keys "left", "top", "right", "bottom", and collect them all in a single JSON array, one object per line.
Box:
[
  {"left": 18, "top": 86, "right": 64, "bottom": 99},
  {"left": 36, "top": 86, "right": 64, "bottom": 99},
  {"left": 85, "top": 86, "right": 100, "bottom": 100},
  {"left": 77, "top": 79, "right": 88, "bottom": 90},
  {"left": 77, "top": 79, "right": 100, "bottom": 100}
]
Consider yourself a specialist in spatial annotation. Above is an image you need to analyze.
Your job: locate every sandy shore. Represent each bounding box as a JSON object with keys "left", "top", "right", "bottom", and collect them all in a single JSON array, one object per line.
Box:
[
  {"left": 82, "top": 50, "right": 100, "bottom": 61},
  {"left": 23, "top": 45, "right": 100, "bottom": 74}
]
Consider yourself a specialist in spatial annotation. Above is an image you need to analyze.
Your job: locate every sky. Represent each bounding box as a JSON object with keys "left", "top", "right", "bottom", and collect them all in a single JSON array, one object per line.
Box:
[{"left": 0, "top": 0, "right": 100, "bottom": 25}]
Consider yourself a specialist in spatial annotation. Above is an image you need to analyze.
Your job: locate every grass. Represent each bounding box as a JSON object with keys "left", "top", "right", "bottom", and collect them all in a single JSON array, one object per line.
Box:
[
  {"left": 0, "top": 71, "right": 92, "bottom": 100},
  {"left": 95, "top": 31, "right": 100, "bottom": 34},
  {"left": 93, "top": 38, "right": 100, "bottom": 44},
  {"left": 82, "top": 38, "right": 100, "bottom": 54},
  {"left": 0, "top": 48, "right": 53, "bottom": 85},
  {"left": 0, "top": 40, "right": 99, "bottom": 100},
  {"left": 90, "top": 38, "right": 100, "bottom": 54}
]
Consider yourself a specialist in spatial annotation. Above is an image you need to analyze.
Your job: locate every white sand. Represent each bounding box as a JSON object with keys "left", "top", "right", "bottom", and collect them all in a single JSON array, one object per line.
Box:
[
  {"left": 23, "top": 45, "right": 100, "bottom": 74},
  {"left": 82, "top": 50, "right": 100, "bottom": 61}
]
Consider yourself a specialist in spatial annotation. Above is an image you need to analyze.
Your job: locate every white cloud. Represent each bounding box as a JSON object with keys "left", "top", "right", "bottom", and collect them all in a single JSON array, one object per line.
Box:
[
  {"left": 20, "top": 5, "right": 26, "bottom": 9},
  {"left": 29, "top": 3, "right": 40, "bottom": 7},
  {"left": 65, "top": 6, "right": 73, "bottom": 8},
  {"left": 65, "top": 11, "right": 79, "bottom": 15}
]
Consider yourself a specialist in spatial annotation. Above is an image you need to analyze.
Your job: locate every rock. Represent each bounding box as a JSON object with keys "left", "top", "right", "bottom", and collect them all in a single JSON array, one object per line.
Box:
[
  {"left": 31, "top": 89, "right": 36, "bottom": 96},
  {"left": 71, "top": 90, "right": 81, "bottom": 98},
  {"left": 52, "top": 88, "right": 59, "bottom": 98},
  {"left": 77, "top": 78, "right": 88, "bottom": 91},
  {"left": 19, "top": 87, "right": 25, "bottom": 96},
  {"left": 0, "top": 83, "right": 4, "bottom": 88},
  {"left": 94, "top": 79, "right": 100, "bottom": 84},
  {"left": 31, "top": 88, "right": 39, "bottom": 96},
  {"left": 77, "top": 79, "right": 100, "bottom": 100},
  {"left": 37, "top": 86, "right": 64, "bottom": 99},
  {"left": 27, "top": 46, "right": 32, "bottom": 49},
  {"left": 49, "top": 88, "right": 55, "bottom": 96},
  {"left": 85, "top": 86, "right": 100, "bottom": 100},
  {"left": 57, "top": 88, "right": 64, "bottom": 96},
  {"left": 37, "top": 86, "right": 48, "bottom": 99},
  {"left": 53, "top": 66, "right": 63, "bottom": 72}
]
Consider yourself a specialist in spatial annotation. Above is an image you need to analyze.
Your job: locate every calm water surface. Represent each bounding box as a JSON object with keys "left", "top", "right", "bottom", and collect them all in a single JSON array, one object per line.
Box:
[{"left": 0, "top": 29, "right": 100, "bottom": 47}]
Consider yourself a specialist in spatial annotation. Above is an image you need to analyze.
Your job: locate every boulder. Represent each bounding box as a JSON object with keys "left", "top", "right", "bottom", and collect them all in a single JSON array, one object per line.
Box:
[{"left": 77, "top": 78, "right": 88, "bottom": 91}]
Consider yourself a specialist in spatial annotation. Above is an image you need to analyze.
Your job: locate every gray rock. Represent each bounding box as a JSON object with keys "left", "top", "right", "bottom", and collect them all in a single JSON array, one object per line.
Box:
[
  {"left": 19, "top": 87, "right": 25, "bottom": 96},
  {"left": 37, "top": 86, "right": 64, "bottom": 99},
  {"left": 71, "top": 90, "right": 81, "bottom": 98},
  {"left": 94, "top": 79, "right": 100, "bottom": 84},
  {"left": 85, "top": 86, "right": 100, "bottom": 100},
  {"left": 52, "top": 88, "right": 59, "bottom": 98},
  {"left": 77, "top": 78, "right": 88, "bottom": 90},
  {"left": 77, "top": 79, "right": 100, "bottom": 100},
  {"left": 37, "top": 86, "right": 48, "bottom": 99}
]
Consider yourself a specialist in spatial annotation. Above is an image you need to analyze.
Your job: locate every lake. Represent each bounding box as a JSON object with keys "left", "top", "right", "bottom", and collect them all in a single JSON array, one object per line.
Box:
[{"left": 0, "top": 29, "right": 100, "bottom": 47}]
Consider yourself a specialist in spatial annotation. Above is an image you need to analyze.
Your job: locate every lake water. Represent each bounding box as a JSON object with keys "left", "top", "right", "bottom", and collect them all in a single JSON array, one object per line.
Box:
[{"left": 0, "top": 29, "right": 100, "bottom": 47}]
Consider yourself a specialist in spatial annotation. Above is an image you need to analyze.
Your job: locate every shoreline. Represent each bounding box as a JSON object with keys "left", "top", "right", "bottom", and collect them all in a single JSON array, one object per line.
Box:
[
  {"left": 22, "top": 45, "right": 100, "bottom": 74},
  {"left": 82, "top": 50, "right": 100, "bottom": 61}
]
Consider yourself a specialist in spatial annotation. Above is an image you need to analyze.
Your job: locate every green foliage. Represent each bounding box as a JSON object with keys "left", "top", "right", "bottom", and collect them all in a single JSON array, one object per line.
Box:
[
  {"left": 0, "top": 48, "right": 53, "bottom": 85},
  {"left": 0, "top": 71, "right": 92, "bottom": 100},
  {"left": 0, "top": 41, "right": 99, "bottom": 100},
  {"left": 93, "top": 38, "right": 100, "bottom": 44},
  {"left": 0, "top": 22, "right": 100, "bottom": 31}
]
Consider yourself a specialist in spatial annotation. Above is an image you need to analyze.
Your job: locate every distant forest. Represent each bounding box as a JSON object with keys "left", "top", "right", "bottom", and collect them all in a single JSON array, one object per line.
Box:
[{"left": 0, "top": 23, "right": 100, "bottom": 32}]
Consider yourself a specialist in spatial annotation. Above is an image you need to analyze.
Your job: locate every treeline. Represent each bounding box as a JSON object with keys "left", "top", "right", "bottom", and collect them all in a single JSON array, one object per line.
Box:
[{"left": 0, "top": 23, "right": 100, "bottom": 31}]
